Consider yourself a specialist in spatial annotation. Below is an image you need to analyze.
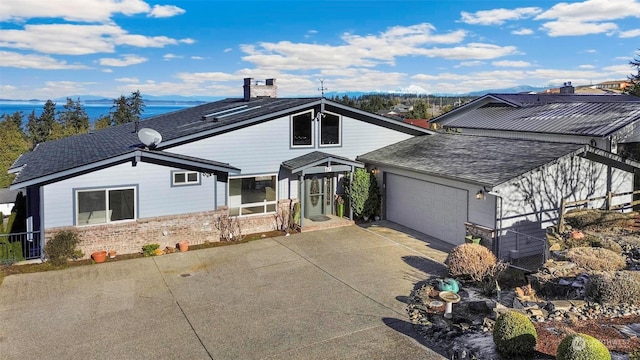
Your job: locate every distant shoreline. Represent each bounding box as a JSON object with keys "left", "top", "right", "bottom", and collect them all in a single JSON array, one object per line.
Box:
[{"left": 0, "top": 99, "right": 206, "bottom": 106}]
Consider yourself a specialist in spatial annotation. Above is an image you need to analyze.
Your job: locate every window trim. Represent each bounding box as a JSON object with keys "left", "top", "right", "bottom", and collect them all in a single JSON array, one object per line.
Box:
[
  {"left": 171, "top": 170, "right": 201, "bottom": 187},
  {"left": 290, "top": 110, "right": 315, "bottom": 148},
  {"left": 228, "top": 174, "right": 278, "bottom": 217},
  {"left": 74, "top": 185, "right": 137, "bottom": 226},
  {"left": 319, "top": 110, "right": 342, "bottom": 147}
]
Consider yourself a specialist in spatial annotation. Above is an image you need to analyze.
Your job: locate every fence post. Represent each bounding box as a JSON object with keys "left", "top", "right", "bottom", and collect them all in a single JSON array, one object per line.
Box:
[
  {"left": 607, "top": 191, "right": 613, "bottom": 210},
  {"left": 559, "top": 198, "right": 566, "bottom": 233}
]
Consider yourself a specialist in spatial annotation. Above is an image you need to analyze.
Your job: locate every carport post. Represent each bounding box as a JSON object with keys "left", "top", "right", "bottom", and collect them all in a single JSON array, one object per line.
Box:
[
  {"left": 299, "top": 174, "right": 304, "bottom": 227},
  {"left": 349, "top": 170, "right": 354, "bottom": 220}
]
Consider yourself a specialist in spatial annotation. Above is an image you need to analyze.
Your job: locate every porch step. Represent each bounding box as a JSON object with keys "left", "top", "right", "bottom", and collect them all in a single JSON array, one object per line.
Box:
[{"left": 301, "top": 216, "right": 354, "bottom": 232}]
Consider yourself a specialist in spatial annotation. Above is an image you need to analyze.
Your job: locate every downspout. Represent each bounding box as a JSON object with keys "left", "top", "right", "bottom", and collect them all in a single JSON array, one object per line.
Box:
[
  {"left": 489, "top": 190, "right": 503, "bottom": 260},
  {"left": 299, "top": 173, "right": 304, "bottom": 228}
]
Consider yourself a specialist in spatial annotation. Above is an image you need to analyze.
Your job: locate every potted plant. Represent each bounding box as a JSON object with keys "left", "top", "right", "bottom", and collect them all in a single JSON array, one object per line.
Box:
[
  {"left": 178, "top": 240, "right": 189, "bottom": 252},
  {"left": 91, "top": 250, "right": 107, "bottom": 263},
  {"left": 335, "top": 195, "right": 345, "bottom": 218},
  {"left": 108, "top": 250, "right": 117, "bottom": 259}
]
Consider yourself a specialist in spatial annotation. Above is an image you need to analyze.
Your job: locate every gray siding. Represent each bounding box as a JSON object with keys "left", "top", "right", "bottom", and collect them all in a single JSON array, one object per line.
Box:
[
  {"left": 494, "top": 156, "right": 634, "bottom": 259},
  {"left": 171, "top": 113, "right": 414, "bottom": 200},
  {"left": 43, "top": 162, "right": 216, "bottom": 228}
]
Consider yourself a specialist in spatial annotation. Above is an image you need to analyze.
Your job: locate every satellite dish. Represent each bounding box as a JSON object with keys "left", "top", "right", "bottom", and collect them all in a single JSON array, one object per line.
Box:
[{"left": 138, "top": 128, "right": 162, "bottom": 148}]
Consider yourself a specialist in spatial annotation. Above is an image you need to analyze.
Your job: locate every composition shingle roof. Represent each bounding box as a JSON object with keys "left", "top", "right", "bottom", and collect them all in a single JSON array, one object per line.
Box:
[
  {"left": 282, "top": 151, "right": 364, "bottom": 173},
  {"left": 10, "top": 96, "right": 426, "bottom": 187},
  {"left": 433, "top": 94, "right": 640, "bottom": 137},
  {"left": 357, "top": 134, "right": 588, "bottom": 187},
  {"left": 11, "top": 97, "right": 319, "bottom": 186}
]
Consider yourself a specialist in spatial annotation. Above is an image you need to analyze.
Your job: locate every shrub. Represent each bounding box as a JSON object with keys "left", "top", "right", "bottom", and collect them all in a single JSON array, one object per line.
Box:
[
  {"left": 630, "top": 346, "right": 640, "bottom": 360},
  {"left": 142, "top": 243, "right": 160, "bottom": 257},
  {"left": 595, "top": 238, "right": 623, "bottom": 255},
  {"left": 493, "top": 310, "right": 537, "bottom": 355},
  {"left": 564, "top": 247, "right": 626, "bottom": 271},
  {"left": 446, "top": 243, "right": 506, "bottom": 283},
  {"left": 344, "top": 168, "right": 380, "bottom": 219},
  {"left": 44, "top": 230, "right": 83, "bottom": 266},
  {"left": 585, "top": 271, "right": 640, "bottom": 305},
  {"left": 556, "top": 333, "right": 610, "bottom": 360}
]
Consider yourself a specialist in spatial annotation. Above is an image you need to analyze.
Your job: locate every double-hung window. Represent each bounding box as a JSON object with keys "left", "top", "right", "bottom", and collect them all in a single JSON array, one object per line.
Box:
[
  {"left": 173, "top": 171, "right": 200, "bottom": 186},
  {"left": 291, "top": 111, "right": 313, "bottom": 147},
  {"left": 228, "top": 175, "right": 277, "bottom": 216},
  {"left": 76, "top": 187, "right": 136, "bottom": 225}
]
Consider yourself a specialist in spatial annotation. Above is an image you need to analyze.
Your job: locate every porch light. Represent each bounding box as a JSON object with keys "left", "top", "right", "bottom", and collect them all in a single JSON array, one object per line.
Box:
[{"left": 475, "top": 190, "right": 485, "bottom": 200}]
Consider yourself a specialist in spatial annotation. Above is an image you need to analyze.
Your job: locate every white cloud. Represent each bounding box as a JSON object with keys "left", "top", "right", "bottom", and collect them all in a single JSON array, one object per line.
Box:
[
  {"left": 41, "top": 80, "right": 98, "bottom": 94},
  {"left": 578, "top": 64, "right": 596, "bottom": 69},
  {"left": 0, "top": 23, "right": 189, "bottom": 55},
  {"left": 0, "top": 51, "right": 89, "bottom": 69},
  {"left": 536, "top": 0, "right": 640, "bottom": 23},
  {"left": 224, "top": 48, "right": 233, "bottom": 53},
  {"left": 535, "top": 0, "right": 640, "bottom": 37},
  {"left": 492, "top": 60, "right": 531, "bottom": 67},
  {"left": 148, "top": 4, "right": 185, "bottom": 18},
  {"left": 454, "top": 61, "right": 484, "bottom": 68},
  {"left": 102, "top": 68, "right": 113, "bottom": 73},
  {"left": 0, "top": 0, "right": 150, "bottom": 22},
  {"left": 115, "top": 77, "right": 139, "bottom": 83},
  {"left": 460, "top": 7, "right": 542, "bottom": 25},
  {"left": 620, "top": 29, "right": 640, "bottom": 38},
  {"left": 163, "top": 53, "right": 183, "bottom": 60},
  {"left": 191, "top": 56, "right": 205, "bottom": 60},
  {"left": 180, "top": 38, "right": 195, "bottom": 44},
  {"left": 240, "top": 24, "right": 518, "bottom": 71},
  {"left": 511, "top": 28, "right": 533, "bottom": 35},
  {"left": 99, "top": 54, "right": 147, "bottom": 67},
  {"left": 540, "top": 20, "right": 618, "bottom": 36}
]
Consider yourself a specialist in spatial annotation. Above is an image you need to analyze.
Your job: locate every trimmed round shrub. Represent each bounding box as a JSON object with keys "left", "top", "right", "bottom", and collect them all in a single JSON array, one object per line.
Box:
[
  {"left": 446, "top": 243, "right": 502, "bottom": 282},
  {"left": 564, "top": 247, "right": 626, "bottom": 271},
  {"left": 556, "top": 333, "right": 610, "bottom": 360},
  {"left": 493, "top": 310, "right": 537, "bottom": 356},
  {"left": 585, "top": 271, "right": 640, "bottom": 305}
]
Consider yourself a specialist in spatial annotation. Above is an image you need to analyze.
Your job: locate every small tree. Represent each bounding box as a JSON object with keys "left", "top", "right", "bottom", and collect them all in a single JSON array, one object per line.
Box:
[
  {"left": 625, "top": 49, "right": 640, "bottom": 97},
  {"left": 344, "top": 168, "right": 381, "bottom": 219},
  {"left": 44, "top": 230, "right": 83, "bottom": 266}
]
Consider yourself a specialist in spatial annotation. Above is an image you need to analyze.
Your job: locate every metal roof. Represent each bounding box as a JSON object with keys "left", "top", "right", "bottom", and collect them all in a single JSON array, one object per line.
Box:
[
  {"left": 439, "top": 96, "right": 640, "bottom": 137},
  {"left": 357, "top": 134, "right": 590, "bottom": 187}
]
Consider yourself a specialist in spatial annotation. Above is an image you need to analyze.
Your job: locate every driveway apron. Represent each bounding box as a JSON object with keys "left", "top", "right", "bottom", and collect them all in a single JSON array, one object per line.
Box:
[{"left": 0, "top": 225, "right": 448, "bottom": 359}]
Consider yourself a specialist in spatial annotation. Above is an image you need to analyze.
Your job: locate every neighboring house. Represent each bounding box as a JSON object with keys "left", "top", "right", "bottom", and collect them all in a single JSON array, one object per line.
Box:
[
  {"left": 389, "top": 92, "right": 640, "bottom": 263},
  {"left": 8, "top": 78, "right": 429, "bottom": 259},
  {"left": 0, "top": 188, "right": 20, "bottom": 217},
  {"left": 358, "top": 134, "right": 640, "bottom": 262}
]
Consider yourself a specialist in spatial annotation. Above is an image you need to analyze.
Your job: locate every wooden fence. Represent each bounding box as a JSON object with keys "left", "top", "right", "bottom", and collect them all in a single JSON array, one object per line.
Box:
[{"left": 558, "top": 190, "right": 640, "bottom": 232}]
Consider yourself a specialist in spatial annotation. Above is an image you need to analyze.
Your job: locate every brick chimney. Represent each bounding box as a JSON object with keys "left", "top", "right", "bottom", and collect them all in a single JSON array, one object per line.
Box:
[
  {"left": 243, "top": 78, "right": 277, "bottom": 101},
  {"left": 559, "top": 81, "right": 575, "bottom": 94}
]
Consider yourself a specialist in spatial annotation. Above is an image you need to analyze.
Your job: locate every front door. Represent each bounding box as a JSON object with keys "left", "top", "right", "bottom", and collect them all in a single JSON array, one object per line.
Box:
[{"left": 304, "top": 175, "right": 333, "bottom": 218}]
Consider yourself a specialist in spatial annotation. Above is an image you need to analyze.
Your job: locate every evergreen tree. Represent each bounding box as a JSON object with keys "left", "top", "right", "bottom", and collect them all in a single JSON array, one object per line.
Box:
[
  {"left": 110, "top": 91, "right": 146, "bottom": 125},
  {"left": 625, "top": 49, "right": 640, "bottom": 97},
  {"left": 93, "top": 115, "right": 112, "bottom": 130},
  {"left": 0, "top": 114, "right": 30, "bottom": 187},
  {"left": 27, "top": 100, "right": 57, "bottom": 144},
  {"left": 57, "top": 98, "right": 89, "bottom": 135}
]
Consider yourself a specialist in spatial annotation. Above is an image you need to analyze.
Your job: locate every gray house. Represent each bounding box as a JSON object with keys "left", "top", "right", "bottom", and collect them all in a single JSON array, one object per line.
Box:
[
  {"left": 359, "top": 92, "right": 640, "bottom": 265},
  {"left": 9, "top": 78, "right": 429, "bottom": 259}
]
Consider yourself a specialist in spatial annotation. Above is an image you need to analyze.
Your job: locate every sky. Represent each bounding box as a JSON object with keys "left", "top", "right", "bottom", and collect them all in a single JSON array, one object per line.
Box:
[{"left": 0, "top": 0, "right": 639, "bottom": 100}]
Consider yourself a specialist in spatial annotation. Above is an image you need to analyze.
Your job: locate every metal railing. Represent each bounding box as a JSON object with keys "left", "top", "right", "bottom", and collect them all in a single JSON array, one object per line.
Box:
[
  {"left": 0, "top": 231, "right": 42, "bottom": 262},
  {"left": 502, "top": 229, "right": 548, "bottom": 272}
]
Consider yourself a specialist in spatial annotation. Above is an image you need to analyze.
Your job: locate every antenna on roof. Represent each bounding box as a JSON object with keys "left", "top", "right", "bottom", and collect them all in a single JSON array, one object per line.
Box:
[
  {"left": 137, "top": 128, "right": 162, "bottom": 149},
  {"left": 318, "top": 79, "right": 327, "bottom": 97}
]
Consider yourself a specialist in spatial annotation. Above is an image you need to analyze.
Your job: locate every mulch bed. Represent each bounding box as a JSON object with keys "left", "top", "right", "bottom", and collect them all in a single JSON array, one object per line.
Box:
[{"left": 534, "top": 315, "right": 640, "bottom": 357}]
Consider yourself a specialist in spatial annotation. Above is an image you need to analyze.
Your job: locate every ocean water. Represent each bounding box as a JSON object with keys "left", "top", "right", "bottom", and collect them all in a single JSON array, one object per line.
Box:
[{"left": 0, "top": 102, "right": 197, "bottom": 125}]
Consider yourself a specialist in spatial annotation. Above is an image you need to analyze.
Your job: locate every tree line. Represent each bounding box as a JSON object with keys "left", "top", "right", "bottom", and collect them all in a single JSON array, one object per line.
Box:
[{"left": 0, "top": 91, "right": 146, "bottom": 188}]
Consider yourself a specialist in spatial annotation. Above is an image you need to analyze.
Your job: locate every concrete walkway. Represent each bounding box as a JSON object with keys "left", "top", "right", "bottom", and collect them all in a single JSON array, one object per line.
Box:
[{"left": 0, "top": 224, "right": 451, "bottom": 359}]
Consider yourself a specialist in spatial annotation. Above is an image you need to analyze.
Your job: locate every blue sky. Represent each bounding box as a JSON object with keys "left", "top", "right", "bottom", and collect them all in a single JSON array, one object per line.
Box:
[{"left": 1, "top": 0, "right": 639, "bottom": 99}]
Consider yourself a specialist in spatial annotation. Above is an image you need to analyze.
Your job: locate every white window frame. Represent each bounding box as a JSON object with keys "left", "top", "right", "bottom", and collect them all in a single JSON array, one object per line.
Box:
[
  {"left": 319, "top": 111, "right": 342, "bottom": 147},
  {"left": 290, "top": 110, "right": 315, "bottom": 148},
  {"left": 172, "top": 171, "right": 200, "bottom": 186},
  {"left": 75, "top": 186, "right": 136, "bottom": 226},
  {"left": 228, "top": 174, "right": 278, "bottom": 217}
]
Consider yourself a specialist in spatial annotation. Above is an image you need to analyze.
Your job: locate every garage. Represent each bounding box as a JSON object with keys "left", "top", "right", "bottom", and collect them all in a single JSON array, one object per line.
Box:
[{"left": 385, "top": 173, "right": 468, "bottom": 245}]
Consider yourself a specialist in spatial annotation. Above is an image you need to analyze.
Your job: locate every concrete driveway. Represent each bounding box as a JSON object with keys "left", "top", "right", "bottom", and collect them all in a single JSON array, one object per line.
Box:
[{"left": 0, "top": 223, "right": 451, "bottom": 359}]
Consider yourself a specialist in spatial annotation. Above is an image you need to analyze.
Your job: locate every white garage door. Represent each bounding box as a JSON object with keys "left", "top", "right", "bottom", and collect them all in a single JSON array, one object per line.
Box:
[{"left": 386, "top": 173, "right": 468, "bottom": 245}]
